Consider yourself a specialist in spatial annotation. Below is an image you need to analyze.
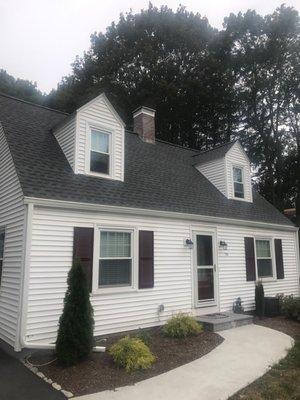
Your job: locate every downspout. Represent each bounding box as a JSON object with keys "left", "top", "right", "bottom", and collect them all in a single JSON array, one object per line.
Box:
[
  {"left": 18, "top": 203, "right": 105, "bottom": 352},
  {"left": 296, "top": 229, "right": 300, "bottom": 296},
  {"left": 15, "top": 203, "right": 33, "bottom": 351}
]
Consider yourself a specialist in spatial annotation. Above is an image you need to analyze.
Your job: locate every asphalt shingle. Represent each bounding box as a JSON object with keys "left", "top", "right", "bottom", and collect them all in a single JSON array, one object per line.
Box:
[{"left": 0, "top": 93, "right": 293, "bottom": 226}]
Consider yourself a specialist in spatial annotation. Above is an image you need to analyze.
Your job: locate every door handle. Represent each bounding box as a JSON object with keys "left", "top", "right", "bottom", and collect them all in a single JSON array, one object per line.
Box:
[{"left": 214, "top": 264, "right": 216, "bottom": 271}]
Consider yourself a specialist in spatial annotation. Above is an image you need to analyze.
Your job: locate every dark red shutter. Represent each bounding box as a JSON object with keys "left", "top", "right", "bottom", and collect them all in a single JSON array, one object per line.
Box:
[
  {"left": 244, "top": 237, "right": 256, "bottom": 281},
  {"left": 73, "top": 227, "right": 94, "bottom": 292},
  {"left": 275, "top": 239, "right": 284, "bottom": 279},
  {"left": 139, "top": 231, "right": 154, "bottom": 289}
]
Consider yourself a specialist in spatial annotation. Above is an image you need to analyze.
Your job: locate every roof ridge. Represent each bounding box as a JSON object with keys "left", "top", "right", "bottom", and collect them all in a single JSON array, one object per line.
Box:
[
  {"left": 192, "top": 140, "right": 237, "bottom": 157},
  {"left": 125, "top": 129, "right": 199, "bottom": 152},
  {"left": 0, "top": 92, "right": 69, "bottom": 115}
]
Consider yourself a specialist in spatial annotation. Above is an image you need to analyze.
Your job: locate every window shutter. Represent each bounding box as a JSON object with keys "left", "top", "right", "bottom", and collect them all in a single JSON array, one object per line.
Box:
[
  {"left": 244, "top": 237, "right": 256, "bottom": 281},
  {"left": 139, "top": 231, "right": 154, "bottom": 289},
  {"left": 275, "top": 239, "right": 284, "bottom": 279},
  {"left": 73, "top": 227, "right": 94, "bottom": 292}
]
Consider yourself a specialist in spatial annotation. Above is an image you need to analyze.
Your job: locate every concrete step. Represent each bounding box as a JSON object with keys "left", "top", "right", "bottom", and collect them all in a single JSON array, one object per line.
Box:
[{"left": 197, "top": 312, "right": 253, "bottom": 332}]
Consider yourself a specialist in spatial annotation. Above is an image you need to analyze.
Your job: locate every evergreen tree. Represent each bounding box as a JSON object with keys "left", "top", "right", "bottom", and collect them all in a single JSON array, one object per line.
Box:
[{"left": 56, "top": 258, "right": 94, "bottom": 365}]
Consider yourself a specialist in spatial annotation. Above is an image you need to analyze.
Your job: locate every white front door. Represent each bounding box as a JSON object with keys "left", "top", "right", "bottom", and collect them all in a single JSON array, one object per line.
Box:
[{"left": 193, "top": 231, "right": 218, "bottom": 308}]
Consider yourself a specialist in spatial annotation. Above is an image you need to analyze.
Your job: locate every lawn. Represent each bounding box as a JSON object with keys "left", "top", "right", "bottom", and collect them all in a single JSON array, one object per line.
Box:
[{"left": 230, "top": 316, "right": 300, "bottom": 400}]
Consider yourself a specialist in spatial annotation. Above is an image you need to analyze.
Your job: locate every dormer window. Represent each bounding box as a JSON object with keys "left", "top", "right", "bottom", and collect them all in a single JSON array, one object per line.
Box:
[
  {"left": 90, "top": 128, "right": 110, "bottom": 175},
  {"left": 233, "top": 166, "right": 244, "bottom": 199}
]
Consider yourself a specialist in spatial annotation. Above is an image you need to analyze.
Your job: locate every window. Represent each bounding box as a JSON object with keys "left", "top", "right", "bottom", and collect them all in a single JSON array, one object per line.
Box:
[
  {"left": 0, "top": 230, "right": 5, "bottom": 285},
  {"left": 99, "top": 230, "right": 132, "bottom": 287},
  {"left": 233, "top": 166, "right": 244, "bottom": 198},
  {"left": 90, "top": 128, "right": 110, "bottom": 175},
  {"left": 255, "top": 239, "right": 273, "bottom": 278}
]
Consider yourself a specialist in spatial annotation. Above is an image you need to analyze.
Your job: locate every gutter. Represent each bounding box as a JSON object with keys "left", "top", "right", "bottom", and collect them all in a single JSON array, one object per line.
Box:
[{"left": 24, "top": 196, "right": 298, "bottom": 232}]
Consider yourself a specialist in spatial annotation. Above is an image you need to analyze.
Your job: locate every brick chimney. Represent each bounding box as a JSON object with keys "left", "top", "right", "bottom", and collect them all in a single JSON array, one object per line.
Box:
[{"left": 133, "top": 106, "right": 156, "bottom": 143}]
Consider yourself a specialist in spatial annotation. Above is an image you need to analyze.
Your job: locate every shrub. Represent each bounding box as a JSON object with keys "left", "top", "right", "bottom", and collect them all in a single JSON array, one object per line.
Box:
[
  {"left": 56, "top": 258, "right": 94, "bottom": 366},
  {"left": 162, "top": 313, "right": 202, "bottom": 339},
  {"left": 136, "top": 328, "right": 152, "bottom": 346},
  {"left": 281, "top": 296, "right": 300, "bottom": 321},
  {"left": 255, "top": 281, "right": 265, "bottom": 318},
  {"left": 109, "top": 336, "right": 155, "bottom": 372}
]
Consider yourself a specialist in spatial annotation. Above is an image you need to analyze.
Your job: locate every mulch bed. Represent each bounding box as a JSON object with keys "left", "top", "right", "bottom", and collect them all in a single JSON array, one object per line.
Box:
[
  {"left": 254, "top": 315, "right": 300, "bottom": 339},
  {"left": 30, "top": 327, "right": 223, "bottom": 396}
]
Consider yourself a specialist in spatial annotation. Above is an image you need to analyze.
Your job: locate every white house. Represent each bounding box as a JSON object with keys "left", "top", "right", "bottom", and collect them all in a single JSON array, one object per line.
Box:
[{"left": 0, "top": 92, "right": 299, "bottom": 352}]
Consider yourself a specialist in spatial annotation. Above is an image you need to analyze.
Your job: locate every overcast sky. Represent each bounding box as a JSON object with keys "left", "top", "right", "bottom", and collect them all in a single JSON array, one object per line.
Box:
[{"left": 0, "top": 0, "right": 299, "bottom": 93}]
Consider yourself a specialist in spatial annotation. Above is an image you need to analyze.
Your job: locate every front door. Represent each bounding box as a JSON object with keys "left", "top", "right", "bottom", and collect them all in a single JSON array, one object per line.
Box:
[{"left": 194, "top": 232, "right": 217, "bottom": 307}]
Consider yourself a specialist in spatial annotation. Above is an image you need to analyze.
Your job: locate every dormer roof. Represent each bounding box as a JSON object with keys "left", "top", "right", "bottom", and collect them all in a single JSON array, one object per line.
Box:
[{"left": 192, "top": 141, "right": 237, "bottom": 165}]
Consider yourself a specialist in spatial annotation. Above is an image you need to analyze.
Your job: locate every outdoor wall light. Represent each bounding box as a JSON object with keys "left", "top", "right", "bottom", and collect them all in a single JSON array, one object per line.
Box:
[
  {"left": 219, "top": 240, "right": 228, "bottom": 250},
  {"left": 185, "top": 238, "right": 194, "bottom": 249}
]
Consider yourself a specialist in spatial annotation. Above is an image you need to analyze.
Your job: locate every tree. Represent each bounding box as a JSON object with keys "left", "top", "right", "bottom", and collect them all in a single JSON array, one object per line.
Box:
[
  {"left": 224, "top": 5, "right": 300, "bottom": 215},
  {"left": 47, "top": 4, "right": 237, "bottom": 150},
  {"left": 0, "top": 69, "right": 45, "bottom": 105},
  {"left": 56, "top": 258, "right": 94, "bottom": 365}
]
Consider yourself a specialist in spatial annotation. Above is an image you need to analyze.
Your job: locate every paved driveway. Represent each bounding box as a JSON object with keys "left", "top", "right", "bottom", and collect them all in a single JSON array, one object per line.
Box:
[{"left": 0, "top": 349, "right": 65, "bottom": 400}]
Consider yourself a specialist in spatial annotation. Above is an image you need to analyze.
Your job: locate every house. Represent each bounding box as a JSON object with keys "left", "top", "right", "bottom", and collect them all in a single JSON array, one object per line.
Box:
[{"left": 0, "top": 92, "right": 299, "bottom": 353}]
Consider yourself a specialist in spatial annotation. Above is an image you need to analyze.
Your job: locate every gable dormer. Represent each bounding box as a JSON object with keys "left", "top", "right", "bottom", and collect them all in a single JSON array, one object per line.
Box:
[
  {"left": 53, "top": 93, "right": 125, "bottom": 181},
  {"left": 193, "top": 141, "right": 253, "bottom": 203}
]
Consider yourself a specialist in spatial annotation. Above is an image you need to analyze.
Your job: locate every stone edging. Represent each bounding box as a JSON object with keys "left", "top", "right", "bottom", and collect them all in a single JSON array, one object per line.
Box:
[{"left": 22, "top": 359, "right": 74, "bottom": 398}]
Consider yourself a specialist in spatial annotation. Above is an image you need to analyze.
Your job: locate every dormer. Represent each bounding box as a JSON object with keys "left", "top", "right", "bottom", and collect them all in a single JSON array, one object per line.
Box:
[
  {"left": 53, "top": 93, "right": 125, "bottom": 181},
  {"left": 193, "top": 141, "right": 253, "bottom": 202}
]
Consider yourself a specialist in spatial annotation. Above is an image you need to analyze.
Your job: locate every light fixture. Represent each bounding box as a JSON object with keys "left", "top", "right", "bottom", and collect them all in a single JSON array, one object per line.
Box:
[
  {"left": 185, "top": 238, "right": 194, "bottom": 249},
  {"left": 219, "top": 240, "right": 228, "bottom": 250}
]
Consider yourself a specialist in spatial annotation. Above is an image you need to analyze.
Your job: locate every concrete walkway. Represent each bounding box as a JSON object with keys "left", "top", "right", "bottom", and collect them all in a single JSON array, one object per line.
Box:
[{"left": 74, "top": 324, "right": 294, "bottom": 400}]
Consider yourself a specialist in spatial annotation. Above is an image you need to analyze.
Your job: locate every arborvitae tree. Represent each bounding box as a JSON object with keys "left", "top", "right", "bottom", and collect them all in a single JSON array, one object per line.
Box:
[
  {"left": 56, "top": 258, "right": 94, "bottom": 365},
  {"left": 255, "top": 281, "right": 265, "bottom": 319}
]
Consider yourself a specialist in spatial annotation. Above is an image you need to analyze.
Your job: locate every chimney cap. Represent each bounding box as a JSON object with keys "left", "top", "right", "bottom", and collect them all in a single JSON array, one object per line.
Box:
[{"left": 132, "top": 106, "right": 156, "bottom": 118}]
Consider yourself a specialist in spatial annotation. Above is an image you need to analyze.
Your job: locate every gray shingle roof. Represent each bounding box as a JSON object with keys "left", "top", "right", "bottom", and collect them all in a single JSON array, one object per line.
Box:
[
  {"left": 0, "top": 93, "right": 293, "bottom": 226},
  {"left": 192, "top": 141, "right": 236, "bottom": 165}
]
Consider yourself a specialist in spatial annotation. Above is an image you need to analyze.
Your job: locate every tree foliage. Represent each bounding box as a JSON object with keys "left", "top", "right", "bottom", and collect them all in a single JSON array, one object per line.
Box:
[
  {"left": 0, "top": 69, "right": 45, "bottom": 104},
  {"left": 56, "top": 258, "right": 94, "bottom": 365},
  {"left": 2, "top": 4, "right": 299, "bottom": 219},
  {"left": 47, "top": 4, "right": 237, "bottom": 150},
  {"left": 224, "top": 5, "right": 300, "bottom": 215}
]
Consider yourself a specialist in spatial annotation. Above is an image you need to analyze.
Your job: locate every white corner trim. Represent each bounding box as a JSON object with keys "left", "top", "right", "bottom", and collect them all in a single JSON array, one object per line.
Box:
[
  {"left": 18, "top": 203, "right": 33, "bottom": 351},
  {"left": 23, "top": 196, "right": 299, "bottom": 232}
]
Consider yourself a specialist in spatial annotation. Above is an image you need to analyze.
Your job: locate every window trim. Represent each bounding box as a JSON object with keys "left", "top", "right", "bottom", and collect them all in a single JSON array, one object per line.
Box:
[
  {"left": 232, "top": 165, "right": 245, "bottom": 200},
  {"left": 85, "top": 123, "right": 114, "bottom": 179},
  {"left": 254, "top": 237, "right": 276, "bottom": 281},
  {"left": 92, "top": 225, "right": 138, "bottom": 294}
]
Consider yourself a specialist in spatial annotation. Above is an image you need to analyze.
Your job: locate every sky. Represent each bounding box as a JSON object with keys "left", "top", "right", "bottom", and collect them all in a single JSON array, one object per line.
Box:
[{"left": 0, "top": 0, "right": 299, "bottom": 93}]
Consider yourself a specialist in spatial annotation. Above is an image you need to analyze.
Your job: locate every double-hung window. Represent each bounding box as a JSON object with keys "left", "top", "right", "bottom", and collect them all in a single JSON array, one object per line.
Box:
[
  {"left": 90, "top": 128, "right": 110, "bottom": 175},
  {"left": 255, "top": 239, "right": 273, "bottom": 278},
  {"left": 99, "top": 230, "right": 133, "bottom": 287},
  {"left": 0, "top": 229, "right": 5, "bottom": 286},
  {"left": 233, "top": 166, "right": 244, "bottom": 199}
]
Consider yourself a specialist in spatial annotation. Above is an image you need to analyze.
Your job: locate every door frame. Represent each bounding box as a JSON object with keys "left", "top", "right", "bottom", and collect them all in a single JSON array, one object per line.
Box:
[{"left": 192, "top": 227, "right": 219, "bottom": 309}]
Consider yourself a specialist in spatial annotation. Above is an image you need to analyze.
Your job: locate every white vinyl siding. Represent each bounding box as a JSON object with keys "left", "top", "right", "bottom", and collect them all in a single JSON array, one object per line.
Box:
[
  {"left": 24, "top": 205, "right": 299, "bottom": 345},
  {"left": 0, "top": 126, "right": 25, "bottom": 348},
  {"left": 226, "top": 143, "right": 252, "bottom": 202},
  {"left": 196, "top": 158, "right": 227, "bottom": 196},
  {"left": 53, "top": 116, "right": 76, "bottom": 170},
  {"left": 76, "top": 95, "right": 124, "bottom": 181}
]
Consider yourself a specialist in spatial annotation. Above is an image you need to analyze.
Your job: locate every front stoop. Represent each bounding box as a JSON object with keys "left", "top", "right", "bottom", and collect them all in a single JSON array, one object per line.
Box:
[{"left": 197, "top": 312, "right": 253, "bottom": 332}]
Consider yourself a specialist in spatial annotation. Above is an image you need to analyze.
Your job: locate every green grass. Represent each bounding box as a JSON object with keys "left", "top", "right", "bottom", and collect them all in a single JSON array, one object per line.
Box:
[{"left": 230, "top": 338, "right": 300, "bottom": 400}]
